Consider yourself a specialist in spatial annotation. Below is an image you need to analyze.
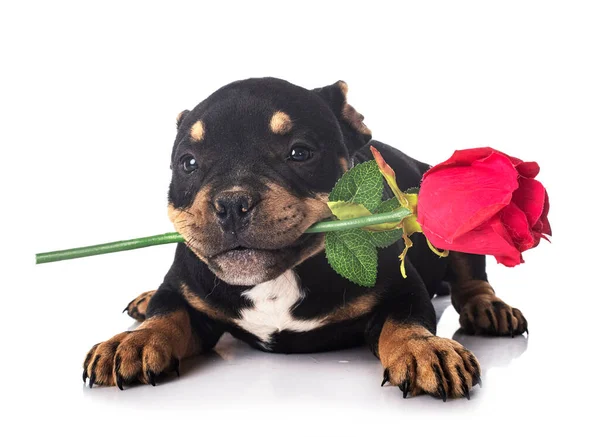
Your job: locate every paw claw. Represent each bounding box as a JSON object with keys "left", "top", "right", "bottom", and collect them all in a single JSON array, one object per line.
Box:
[
  {"left": 507, "top": 312, "right": 514, "bottom": 338},
  {"left": 400, "top": 380, "right": 409, "bottom": 398},
  {"left": 116, "top": 375, "right": 124, "bottom": 390},
  {"left": 382, "top": 334, "right": 480, "bottom": 401},
  {"left": 88, "top": 355, "right": 99, "bottom": 388},
  {"left": 433, "top": 364, "right": 447, "bottom": 402},
  {"left": 83, "top": 327, "right": 175, "bottom": 389},
  {"left": 146, "top": 370, "right": 156, "bottom": 387},
  {"left": 381, "top": 369, "right": 389, "bottom": 387}
]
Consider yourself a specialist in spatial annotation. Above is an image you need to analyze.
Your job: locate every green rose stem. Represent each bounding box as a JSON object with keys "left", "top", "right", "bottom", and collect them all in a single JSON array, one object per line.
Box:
[
  {"left": 35, "top": 233, "right": 185, "bottom": 265},
  {"left": 35, "top": 208, "right": 410, "bottom": 264}
]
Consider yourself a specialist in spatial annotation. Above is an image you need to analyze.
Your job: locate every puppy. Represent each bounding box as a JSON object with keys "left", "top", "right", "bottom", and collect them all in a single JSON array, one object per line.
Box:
[{"left": 83, "top": 78, "right": 528, "bottom": 400}]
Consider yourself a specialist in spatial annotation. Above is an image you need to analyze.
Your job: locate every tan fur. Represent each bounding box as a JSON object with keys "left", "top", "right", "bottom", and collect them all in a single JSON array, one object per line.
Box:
[
  {"left": 449, "top": 252, "right": 496, "bottom": 310},
  {"left": 269, "top": 111, "right": 293, "bottom": 134},
  {"left": 449, "top": 251, "right": 472, "bottom": 283},
  {"left": 342, "top": 103, "right": 372, "bottom": 135},
  {"left": 449, "top": 253, "right": 526, "bottom": 335},
  {"left": 260, "top": 183, "right": 331, "bottom": 235},
  {"left": 180, "top": 283, "right": 232, "bottom": 323},
  {"left": 325, "top": 292, "right": 380, "bottom": 323},
  {"left": 140, "top": 310, "right": 198, "bottom": 357},
  {"left": 457, "top": 291, "right": 525, "bottom": 335},
  {"left": 168, "top": 186, "right": 213, "bottom": 263},
  {"left": 378, "top": 320, "right": 480, "bottom": 398},
  {"left": 176, "top": 111, "right": 187, "bottom": 124},
  {"left": 337, "top": 80, "right": 349, "bottom": 96},
  {"left": 83, "top": 310, "right": 198, "bottom": 387},
  {"left": 378, "top": 321, "right": 432, "bottom": 366},
  {"left": 168, "top": 182, "right": 331, "bottom": 284},
  {"left": 339, "top": 157, "right": 349, "bottom": 172},
  {"left": 124, "top": 290, "right": 156, "bottom": 322},
  {"left": 181, "top": 278, "right": 377, "bottom": 330},
  {"left": 335, "top": 81, "right": 372, "bottom": 136},
  {"left": 190, "top": 120, "right": 205, "bottom": 142}
]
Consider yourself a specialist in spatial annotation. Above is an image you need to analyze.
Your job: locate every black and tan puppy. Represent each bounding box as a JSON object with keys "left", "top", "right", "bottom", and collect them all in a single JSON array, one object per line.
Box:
[{"left": 83, "top": 78, "right": 528, "bottom": 400}]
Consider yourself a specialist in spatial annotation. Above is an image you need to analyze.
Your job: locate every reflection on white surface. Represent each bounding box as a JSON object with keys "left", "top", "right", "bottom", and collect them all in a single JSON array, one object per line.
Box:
[
  {"left": 18, "top": 254, "right": 591, "bottom": 435},
  {"left": 453, "top": 329, "right": 528, "bottom": 371},
  {"left": 79, "top": 296, "right": 529, "bottom": 413},
  {"left": 434, "top": 295, "right": 529, "bottom": 372}
]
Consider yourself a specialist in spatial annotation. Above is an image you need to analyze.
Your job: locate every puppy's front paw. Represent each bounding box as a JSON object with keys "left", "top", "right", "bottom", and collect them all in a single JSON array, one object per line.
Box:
[
  {"left": 459, "top": 295, "right": 528, "bottom": 337},
  {"left": 381, "top": 335, "right": 481, "bottom": 401},
  {"left": 83, "top": 329, "right": 179, "bottom": 389},
  {"left": 123, "top": 290, "right": 156, "bottom": 322}
]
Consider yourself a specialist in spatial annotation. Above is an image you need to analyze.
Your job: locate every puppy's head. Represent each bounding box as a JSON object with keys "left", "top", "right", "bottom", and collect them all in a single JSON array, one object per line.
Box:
[{"left": 168, "top": 78, "right": 371, "bottom": 286}]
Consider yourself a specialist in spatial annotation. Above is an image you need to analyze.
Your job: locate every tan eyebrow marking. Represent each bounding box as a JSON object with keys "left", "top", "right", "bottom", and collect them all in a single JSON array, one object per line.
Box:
[
  {"left": 269, "top": 111, "right": 293, "bottom": 135},
  {"left": 190, "top": 120, "right": 205, "bottom": 142}
]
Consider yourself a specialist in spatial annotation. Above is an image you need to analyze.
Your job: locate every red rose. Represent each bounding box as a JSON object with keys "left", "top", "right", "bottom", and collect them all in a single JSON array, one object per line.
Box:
[{"left": 417, "top": 148, "right": 551, "bottom": 267}]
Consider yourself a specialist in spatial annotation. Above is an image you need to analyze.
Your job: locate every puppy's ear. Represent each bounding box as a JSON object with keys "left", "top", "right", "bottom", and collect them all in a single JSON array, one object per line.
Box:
[
  {"left": 313, "top": 81, "right": 372, "bottom": 153},
  {"left": 176, "top": 110, "right": 190, "bottom": 129}
]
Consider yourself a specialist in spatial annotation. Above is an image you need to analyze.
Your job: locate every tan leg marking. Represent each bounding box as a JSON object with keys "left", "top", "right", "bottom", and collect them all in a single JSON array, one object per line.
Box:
[
  {"left": 83, "top": 310, "right": 199, "bottom": 388},
  {"left": 339, "top": 157, "right": 349, "bottom": 172},
  {"left": 123, "top": 290, "right": 156, "bottom": 322},
  {"left": 324, "top": 293, "right": 379, "bottom": 323},
  {"left": 378, "top": 320, "right": 481, "bottom": 400},
  {"left": 180, "top": 283, "right": 232, "bottom": 323}
]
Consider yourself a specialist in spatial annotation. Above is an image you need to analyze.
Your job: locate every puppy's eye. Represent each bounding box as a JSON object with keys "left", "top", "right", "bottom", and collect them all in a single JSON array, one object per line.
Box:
[
  {"left": 181, "top": 155, "right": 199, "bottom": 173},
  {"left": 289, "top": 146, "right": 313, "bottom": 162}
]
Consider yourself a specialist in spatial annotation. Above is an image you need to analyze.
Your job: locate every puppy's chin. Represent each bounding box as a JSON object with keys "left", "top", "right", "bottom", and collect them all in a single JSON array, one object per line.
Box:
[{"left": 207, "top": 248, "right": 281, "bottom": 286}]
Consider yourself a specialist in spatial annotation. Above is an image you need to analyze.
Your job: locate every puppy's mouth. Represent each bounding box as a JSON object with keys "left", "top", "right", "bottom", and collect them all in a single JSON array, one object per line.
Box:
[
  {"left": 210, "top": 246, "right": 278, "bottom": 268},
  {"left": 209, "top": 233, "right": 311, "bottom": 264},
  {"left": 200, "top": 233, "right": 321, "bottom": 286}
]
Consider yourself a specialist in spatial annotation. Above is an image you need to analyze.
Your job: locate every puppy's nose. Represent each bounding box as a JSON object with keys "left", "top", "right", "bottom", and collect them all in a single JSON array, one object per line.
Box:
[{"left": 213, "top": 191, "right": 257, "bottom": 231}]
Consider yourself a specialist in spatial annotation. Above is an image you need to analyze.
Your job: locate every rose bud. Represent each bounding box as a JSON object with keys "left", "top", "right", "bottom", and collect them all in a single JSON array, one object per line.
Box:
[{"left": 417, "top": 148, "right": 551, "bottom": 267}]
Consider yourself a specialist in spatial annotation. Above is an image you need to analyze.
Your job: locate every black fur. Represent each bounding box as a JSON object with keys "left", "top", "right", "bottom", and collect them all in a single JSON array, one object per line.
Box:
[{"left": 149, "top": 78, "right": 485, "bottom": 353}]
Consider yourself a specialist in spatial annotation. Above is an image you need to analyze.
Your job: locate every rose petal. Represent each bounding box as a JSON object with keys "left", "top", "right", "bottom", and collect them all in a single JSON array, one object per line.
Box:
[
  {"left": 422, "top": 147, "right": 495, "bottom": 178},
  {"left": 501, "top": 202, "right": 535, "bottom": 251},
  {"left": 418, "top": 152, "right": 519, "bottom": 242},
  {"left": 512, "top": 178, "right": 546, "bottom": 227},
  {"left": 422, "top": 148, "right": 540, "bottom": 179},
  {"left": 423, "top": 215, "right": 524, "bottom": 267},
  {"left": 540, "top": 190, "right": 551, "bottom": 235},
  {"left": 489, "top": 217, "right": 526, "bottom": 266},
  {"left": 532, "top": 190, "right": 551, "bottom": 235},
  {"left": 495, "top": 252, "right": 525, "bottom": 267},
  {"left": 539, "top": 215, "right": 552, "bottom": 236},
  {"left": 515, "top": 161, "right": 540, "bottom": 178}
]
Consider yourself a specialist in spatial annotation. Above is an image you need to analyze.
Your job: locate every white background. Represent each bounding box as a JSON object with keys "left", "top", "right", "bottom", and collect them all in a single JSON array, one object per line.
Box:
[{"left": 1, "top": 1, "right": 599, "bottom": 435}]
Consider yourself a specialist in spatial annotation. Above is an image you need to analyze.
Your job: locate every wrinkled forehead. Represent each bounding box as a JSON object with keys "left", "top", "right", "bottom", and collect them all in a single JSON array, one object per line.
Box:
[{"left": 174, "top": 81, "right": 342, "bottom": 155}]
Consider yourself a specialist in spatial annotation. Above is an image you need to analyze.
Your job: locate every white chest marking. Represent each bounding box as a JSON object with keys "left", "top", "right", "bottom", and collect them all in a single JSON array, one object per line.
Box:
[{"left": 235, "top": 270, "right": 325, "bottom": 345}]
